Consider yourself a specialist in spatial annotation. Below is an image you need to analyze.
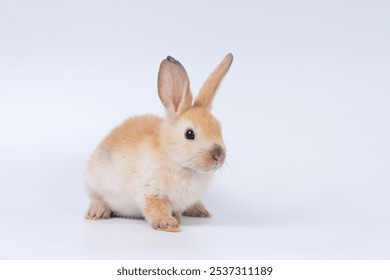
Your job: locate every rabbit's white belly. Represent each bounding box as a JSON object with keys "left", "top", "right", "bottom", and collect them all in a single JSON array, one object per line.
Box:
[
  {"left": 86, "top": 146, "right": 156, "bottom": 217},
  {"left": 164, "top": 172, "right": 213, "bottom": 212},
  {"left": 86, "top": 145, "right": 214, "bottom": 217}
]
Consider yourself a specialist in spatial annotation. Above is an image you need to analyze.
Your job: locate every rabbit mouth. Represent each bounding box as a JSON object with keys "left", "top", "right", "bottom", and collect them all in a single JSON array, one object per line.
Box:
[
  {"left": 184, "top": 166, "right": 217, "bottom": 174},
  {"left": 183, "top": 146, "right": 225, "bottom": 173},
  {"left": 183, "top": 161, "right": 223, "bottom": 174}
]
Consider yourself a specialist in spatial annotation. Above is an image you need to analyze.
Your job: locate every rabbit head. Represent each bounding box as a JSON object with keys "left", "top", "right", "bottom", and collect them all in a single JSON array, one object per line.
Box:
[{"left": 158, "top": 54, "right": 233, "bottom": 173}]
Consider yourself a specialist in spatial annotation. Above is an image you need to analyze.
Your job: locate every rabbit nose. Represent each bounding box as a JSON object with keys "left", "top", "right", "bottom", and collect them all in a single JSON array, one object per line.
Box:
[{"left": 211, "top": 144, "right": 225, "bottom": 163}]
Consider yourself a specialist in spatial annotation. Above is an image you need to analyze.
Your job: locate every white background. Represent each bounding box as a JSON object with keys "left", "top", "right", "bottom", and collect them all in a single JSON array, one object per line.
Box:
[{"left": 0, "top": 0, "right": 389, "bottom": 259}]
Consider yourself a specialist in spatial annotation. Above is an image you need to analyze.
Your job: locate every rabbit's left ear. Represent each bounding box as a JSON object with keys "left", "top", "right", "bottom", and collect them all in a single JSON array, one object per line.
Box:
[
  {"left": 194, "top": 53, "right": 233, "bottom": 110},
  {"left": 158, "top": 56, "right": 193, "bottom": 118}
]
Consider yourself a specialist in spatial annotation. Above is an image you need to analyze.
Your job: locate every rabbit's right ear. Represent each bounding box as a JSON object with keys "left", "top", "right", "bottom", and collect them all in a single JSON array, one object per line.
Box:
[
  {"left": 158, "top": 56, "right": 193, "bottom": 119},
  {"left": 194, "top": 53, "right": 233, "bottom": 110}
]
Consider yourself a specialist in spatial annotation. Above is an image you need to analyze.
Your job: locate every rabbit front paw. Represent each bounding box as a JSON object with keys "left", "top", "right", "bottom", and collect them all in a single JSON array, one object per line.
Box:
[{"left": 150, "top": 216, "right": 180, "bottom": 232}]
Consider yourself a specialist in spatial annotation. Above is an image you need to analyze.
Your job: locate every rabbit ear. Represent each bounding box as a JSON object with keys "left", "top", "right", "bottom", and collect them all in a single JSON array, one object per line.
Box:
[
  {"left": 158, "top": 56, "right": 193, "bottom": 118},
  {"left": 194, "top": 53, "right": 233, "bottom": 110}
]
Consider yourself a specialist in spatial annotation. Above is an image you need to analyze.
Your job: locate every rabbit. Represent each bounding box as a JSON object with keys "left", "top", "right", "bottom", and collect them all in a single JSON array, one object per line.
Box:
[{"left": 85, "top": 53, "right": 233, "bottom": 232}]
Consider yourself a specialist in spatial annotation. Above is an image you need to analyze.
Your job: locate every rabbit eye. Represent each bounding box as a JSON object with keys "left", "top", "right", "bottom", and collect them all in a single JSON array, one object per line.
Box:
[{"left": 185, "top": 129, "right": 195, "bottom": 140}]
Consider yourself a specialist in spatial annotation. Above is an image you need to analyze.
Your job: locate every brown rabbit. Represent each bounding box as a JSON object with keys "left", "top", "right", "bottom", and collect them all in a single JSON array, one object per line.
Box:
[{"left": 85, "top": 54, "right": 233, "bottom": 232}]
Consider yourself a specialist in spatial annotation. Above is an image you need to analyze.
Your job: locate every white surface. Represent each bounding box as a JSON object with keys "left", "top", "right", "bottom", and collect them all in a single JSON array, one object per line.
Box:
[{"left": 0, "top": 0, "right": 389, "bottom": 259}]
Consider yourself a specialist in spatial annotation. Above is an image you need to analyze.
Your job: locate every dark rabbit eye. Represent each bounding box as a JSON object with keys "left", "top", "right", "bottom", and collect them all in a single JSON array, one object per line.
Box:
[{"left": 185, "top": 129, "right": 195, "bottom": 140}]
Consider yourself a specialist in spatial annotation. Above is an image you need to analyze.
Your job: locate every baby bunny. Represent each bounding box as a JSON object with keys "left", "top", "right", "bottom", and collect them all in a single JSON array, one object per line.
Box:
[{"left": 85, "top": 53, "right": 233, "bottom": 232}]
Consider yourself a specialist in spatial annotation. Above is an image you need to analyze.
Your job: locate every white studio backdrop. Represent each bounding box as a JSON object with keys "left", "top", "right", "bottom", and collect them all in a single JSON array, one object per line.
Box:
[{"left": 0, "top": 0, "right": 389, "bottom": 259}]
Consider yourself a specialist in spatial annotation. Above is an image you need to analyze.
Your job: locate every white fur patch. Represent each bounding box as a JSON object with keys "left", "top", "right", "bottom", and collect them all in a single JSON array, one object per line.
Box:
[{"left": 86, "top": 143, "right": 214, "bottom": 217}]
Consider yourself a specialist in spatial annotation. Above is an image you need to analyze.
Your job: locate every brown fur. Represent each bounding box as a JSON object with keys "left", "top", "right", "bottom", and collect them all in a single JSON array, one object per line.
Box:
[
  {"left": 144, "top": 195, "right": 181, "bottom": 232},
  {"left": 180, "top": 107, "right": 222, "bottom": 141},
  {"left": 194, "top": 53, "right": 233, "bottom": 109},
  {"left": 100, "top": 115, "right": 162, "bottom": 152},
  {"left": 183, "top": 201, "right": 211, "bottom": 217}
]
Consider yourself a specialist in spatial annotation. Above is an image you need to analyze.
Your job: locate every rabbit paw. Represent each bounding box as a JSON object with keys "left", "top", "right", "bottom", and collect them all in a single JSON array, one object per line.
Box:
[
  {"left": 85, "top": 199, "right": 111, "bottom": 220},
  {"left": 172, "top": 211, "right": 182, "bottom": 224},
  {"left": 183, "top": 201, "right": 211, "bottom": 218},
  {"left": 151, "top": 216, "right": 181, "bottom": 232}
]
